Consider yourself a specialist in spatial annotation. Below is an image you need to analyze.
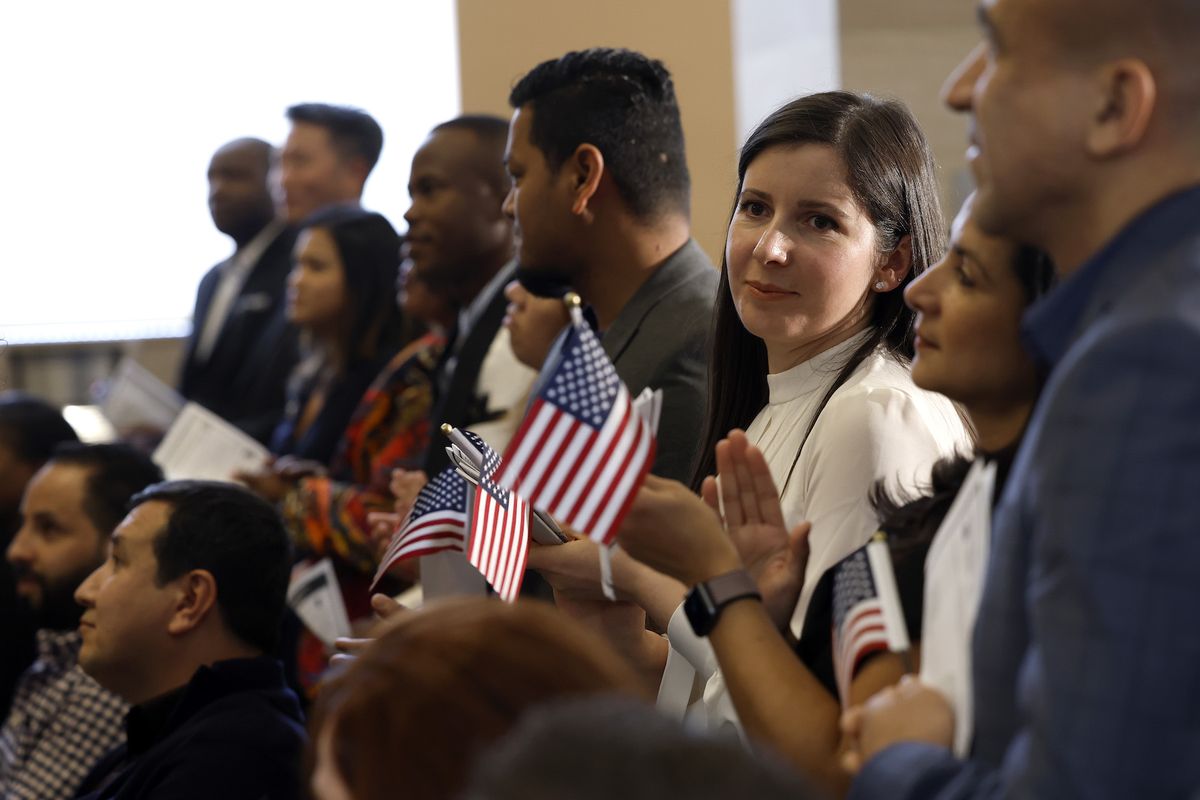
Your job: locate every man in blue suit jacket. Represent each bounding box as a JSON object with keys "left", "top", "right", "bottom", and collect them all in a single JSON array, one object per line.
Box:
[{"left": 842, "top": 1, "right": 1200, "bottom": 797}]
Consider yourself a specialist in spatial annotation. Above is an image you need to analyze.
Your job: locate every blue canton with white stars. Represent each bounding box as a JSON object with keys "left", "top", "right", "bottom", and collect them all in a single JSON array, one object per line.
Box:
[
  {"left": 412, "top": 467, "right": 468, "bottom": 519},
  {"left": 540, "top": 323, "right": 620, "bottom": 430},
  {"left": 461, "top": 430, "right": 511, "bottom": 509},
  {"left": 832, "top": 547, "right": 878, "bottom": 632}
]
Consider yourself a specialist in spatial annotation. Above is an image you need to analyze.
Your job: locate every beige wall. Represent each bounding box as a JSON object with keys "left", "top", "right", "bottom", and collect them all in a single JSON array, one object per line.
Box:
[
  {"left": 840, "top": 0, "right": 980, "bottom": 219},
  {"left": 456, "top": 0, "right": 739, "bottom": 265}
]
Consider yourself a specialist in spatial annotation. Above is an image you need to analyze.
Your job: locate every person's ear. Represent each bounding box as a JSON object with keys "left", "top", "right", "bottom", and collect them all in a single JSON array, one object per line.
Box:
[
  {"left": 166, "top": 570, "right": 219, "bottom": 636},
  {"left": 1087, "top": 59, "right": 1157, "bottom": 158},
  {"left": 568, "top": 144, "right": 605, "bottom": 221},
  {"left": 873, "top": 234, "right": 914, "bottom": 292}
]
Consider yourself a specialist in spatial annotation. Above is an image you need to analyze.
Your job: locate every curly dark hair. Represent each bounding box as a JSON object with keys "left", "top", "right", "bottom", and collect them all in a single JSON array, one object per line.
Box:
[{"left": 509, "top": 47, "right": 690, "bottom": 220}]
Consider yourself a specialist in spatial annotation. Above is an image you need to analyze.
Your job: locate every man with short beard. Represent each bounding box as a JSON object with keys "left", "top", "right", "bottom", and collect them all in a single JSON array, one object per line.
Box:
[{"left": 0, "top": 444, "right": 162, "bottom": 800}]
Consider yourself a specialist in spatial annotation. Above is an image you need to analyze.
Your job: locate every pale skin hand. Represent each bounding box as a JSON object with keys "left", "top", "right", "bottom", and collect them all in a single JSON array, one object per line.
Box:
[
  {"left": 389, "top": 468, "right": 428, "bottom": 519},
  {"left": 526, "top": 527, "right": 680, "bottom": 690},
  {"left": 234, "top": 456, "right": 295, "bottom": 504},
  {"left": 617, "top": 431, "right": 915, "bottom": 795},
  {"left": 840, "top": 674, "right": 955, "bottom": 775},
  {"left": 503, "top": 280, "right": 570, "bottom": 370},
  {"left": 616, "top": 475, "right": 744, "bottom": 587},
  {"left": 703, "top": 430, "right": 812, "bottom": 629},
  {"left": 332, "top": 593, "right": 406, "bottom": 666}
]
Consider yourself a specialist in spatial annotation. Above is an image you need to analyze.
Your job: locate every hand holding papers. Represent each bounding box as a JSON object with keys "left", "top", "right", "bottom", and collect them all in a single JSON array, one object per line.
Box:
[{"left": 153, "top": 402, "right": 269, "bottom": 482}]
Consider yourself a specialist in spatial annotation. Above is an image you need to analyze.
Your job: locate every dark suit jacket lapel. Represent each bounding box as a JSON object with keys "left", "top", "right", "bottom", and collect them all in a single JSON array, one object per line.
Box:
[
  {"left": 422, "top": 278, "right": 511, "bottom": 473},
  {"left": 181, "top": 263, "right": 225, "bottom": 379},
  {"left": 601, "top": 240, "right": 705, "bottom": 364},
  {"left": 205, "top": 225, "right": 295, "bottom": 371}
]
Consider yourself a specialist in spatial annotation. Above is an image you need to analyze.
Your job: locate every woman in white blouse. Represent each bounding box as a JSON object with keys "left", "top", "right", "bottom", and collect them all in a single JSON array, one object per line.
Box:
[{"left": 689, "top": 91, "right": 968, "bottom": 632}]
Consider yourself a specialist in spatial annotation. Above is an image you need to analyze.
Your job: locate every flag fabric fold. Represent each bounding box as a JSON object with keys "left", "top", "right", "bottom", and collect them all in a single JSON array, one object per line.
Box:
[
  {"left": 459, "top": 429, "right": 530, "bottom": 602},
  {"left": 373, "top": 466, "right": 468, "bottom": 588}
]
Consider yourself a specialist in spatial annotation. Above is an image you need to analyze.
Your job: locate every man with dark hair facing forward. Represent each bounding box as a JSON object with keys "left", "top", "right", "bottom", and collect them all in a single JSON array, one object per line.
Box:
[{"left": 74, "top": 481, "right": 305, "bottom": 800}]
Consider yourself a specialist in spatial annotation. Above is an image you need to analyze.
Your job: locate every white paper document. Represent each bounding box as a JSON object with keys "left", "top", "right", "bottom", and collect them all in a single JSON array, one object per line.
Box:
[
  {"left": 632, "top": 387, "right": 663, "bottom": 433},
  {"left": 101, "top": 357, "right": 185, "bottom": 431},
  {"left": 287, "top": 559, "right": 352, "bottom": 647},
  {"left": 919, "top": 458, "right": 998, "bottom": 757},
  {"left": 152, "top": 402, "right": 269, "bottom": 482},
  {"left": 420, "top": 548, "right": 488, "bottom": 600}
]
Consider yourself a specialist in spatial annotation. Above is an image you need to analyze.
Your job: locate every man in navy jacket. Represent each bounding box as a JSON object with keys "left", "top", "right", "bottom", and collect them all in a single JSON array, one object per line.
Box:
[
  {"left": 842, "top": 1, "right": 1200, "bottom": 797},
  {"left": 73, "top": 481, "right": 305, "bottom": 800}
]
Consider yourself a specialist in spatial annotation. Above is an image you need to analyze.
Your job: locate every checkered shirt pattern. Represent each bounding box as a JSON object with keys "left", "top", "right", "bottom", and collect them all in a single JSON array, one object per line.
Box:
[{"left": 0, "top": 629, "right": 127, "bottom": 800}]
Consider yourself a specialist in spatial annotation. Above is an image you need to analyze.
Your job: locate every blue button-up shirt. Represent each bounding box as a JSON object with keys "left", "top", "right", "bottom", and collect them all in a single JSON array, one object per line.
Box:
[{"left": 851, "top": 183, "right": 1200, "bottom": 799}]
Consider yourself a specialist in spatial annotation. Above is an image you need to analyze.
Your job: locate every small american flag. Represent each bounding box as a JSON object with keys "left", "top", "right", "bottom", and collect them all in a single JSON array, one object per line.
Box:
[
  {"left": 494, "top": 318, "right": 655, "bottom": 545},
  {"left": 832, "top": 545, "right": 888, "bottom": 705},
  {"left": 373, "top": 466, "right": 468, "bottom": 587},
  {"left": 461, "top": 429, "right": 530, "bottom": 602}
]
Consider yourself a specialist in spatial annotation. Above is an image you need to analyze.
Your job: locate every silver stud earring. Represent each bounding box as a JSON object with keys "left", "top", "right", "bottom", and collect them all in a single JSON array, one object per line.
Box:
[{"left": 874, "top": 280, "right": 887, "bottom": 291}]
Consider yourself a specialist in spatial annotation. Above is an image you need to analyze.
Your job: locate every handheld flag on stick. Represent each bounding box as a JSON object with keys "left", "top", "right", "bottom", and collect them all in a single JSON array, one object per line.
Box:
[
  {"left": 494, "top": 293, "right": 656, "bottom": 546},
  {"left": 831, "top": 532, "right": 912, "bottom": 705},
  {"left": 449, "top": 426, "right": 530, "bottom": 603},
  {"left": 372, "top": 465, "right": 468, "bottom": 588}
]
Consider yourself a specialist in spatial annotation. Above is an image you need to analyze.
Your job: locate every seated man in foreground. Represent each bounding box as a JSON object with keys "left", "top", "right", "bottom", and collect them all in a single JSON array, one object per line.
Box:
[
  {"left": 1, "top": 443, "right": 160, "bottom": 800},
  {"left": 73, "top": 481, "right": 305, "bottom": 800}
]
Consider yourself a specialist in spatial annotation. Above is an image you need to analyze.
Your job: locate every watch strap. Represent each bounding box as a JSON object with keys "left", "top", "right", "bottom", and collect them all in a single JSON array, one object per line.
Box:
[{"left": 684, "top": 569, "right": 761, "bottom": 637}]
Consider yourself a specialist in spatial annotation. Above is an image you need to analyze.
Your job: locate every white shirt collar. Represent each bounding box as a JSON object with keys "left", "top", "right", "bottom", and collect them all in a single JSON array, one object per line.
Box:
[{"left": 764, "top": 330, "right": 874, "bottom": 406}]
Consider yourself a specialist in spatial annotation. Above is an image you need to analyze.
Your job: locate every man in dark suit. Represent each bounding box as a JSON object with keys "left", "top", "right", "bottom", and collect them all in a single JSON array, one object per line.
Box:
[
  {"left": 178, "top": 138, "right": 297, "bottom": 443},
  {"left": 504, "top": 48, "right": 718, "bottom": 482},
  {"left": 403, "top": 116, "right": 520, "bottom": 476}
]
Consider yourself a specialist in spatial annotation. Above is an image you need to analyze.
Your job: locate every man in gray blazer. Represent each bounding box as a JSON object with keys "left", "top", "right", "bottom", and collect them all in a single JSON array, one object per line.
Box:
[{"left": 502, "top": 47, "right": 717, "bottom": 483}]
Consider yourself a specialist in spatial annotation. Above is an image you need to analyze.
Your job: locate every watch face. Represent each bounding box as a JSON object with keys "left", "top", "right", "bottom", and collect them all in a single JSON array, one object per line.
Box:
[{"left": 683, "top": 584, "right": 717, "bottom": 637}]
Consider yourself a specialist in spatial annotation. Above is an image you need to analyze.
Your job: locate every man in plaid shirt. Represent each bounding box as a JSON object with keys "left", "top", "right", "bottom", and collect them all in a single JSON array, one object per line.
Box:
[{"left": 1, "top": 444, "right": 161, "bottom": 799}]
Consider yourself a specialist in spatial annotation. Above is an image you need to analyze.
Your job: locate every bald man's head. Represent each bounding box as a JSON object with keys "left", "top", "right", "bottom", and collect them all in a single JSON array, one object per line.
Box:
[
  {"left": 207, "top": 137, "right": 277, "bottom": 244},
  {"left": 944, "top": 0, "right": 1200, "bottom": 262}
]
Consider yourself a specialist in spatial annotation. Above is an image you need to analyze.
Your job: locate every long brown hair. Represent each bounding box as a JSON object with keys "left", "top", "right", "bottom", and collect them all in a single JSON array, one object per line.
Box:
[
  {"left": 692, "top": 91, "right": 946, "bottom": 488},
  {"left": 309, "top": 598, "right": 647, "bottom": 800}
]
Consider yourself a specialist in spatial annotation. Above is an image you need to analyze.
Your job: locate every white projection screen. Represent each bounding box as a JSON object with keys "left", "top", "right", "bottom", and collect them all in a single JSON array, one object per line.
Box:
[{"left": 0, "top": 1, "right": 461, "bottom": 344}]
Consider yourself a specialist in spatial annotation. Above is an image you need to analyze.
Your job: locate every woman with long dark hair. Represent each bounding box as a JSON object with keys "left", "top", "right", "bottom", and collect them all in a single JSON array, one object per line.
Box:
[
  {"left": 688, "top": 91, "right": 968, "bottom": 632},
  {"left": 269, "top": 206, "right": 412, "bottom": 464}
]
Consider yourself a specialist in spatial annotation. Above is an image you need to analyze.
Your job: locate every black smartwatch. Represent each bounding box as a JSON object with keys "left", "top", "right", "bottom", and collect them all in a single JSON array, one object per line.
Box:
[{"left": 683, "top": 569, "right": 762, "bottom": 637}]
